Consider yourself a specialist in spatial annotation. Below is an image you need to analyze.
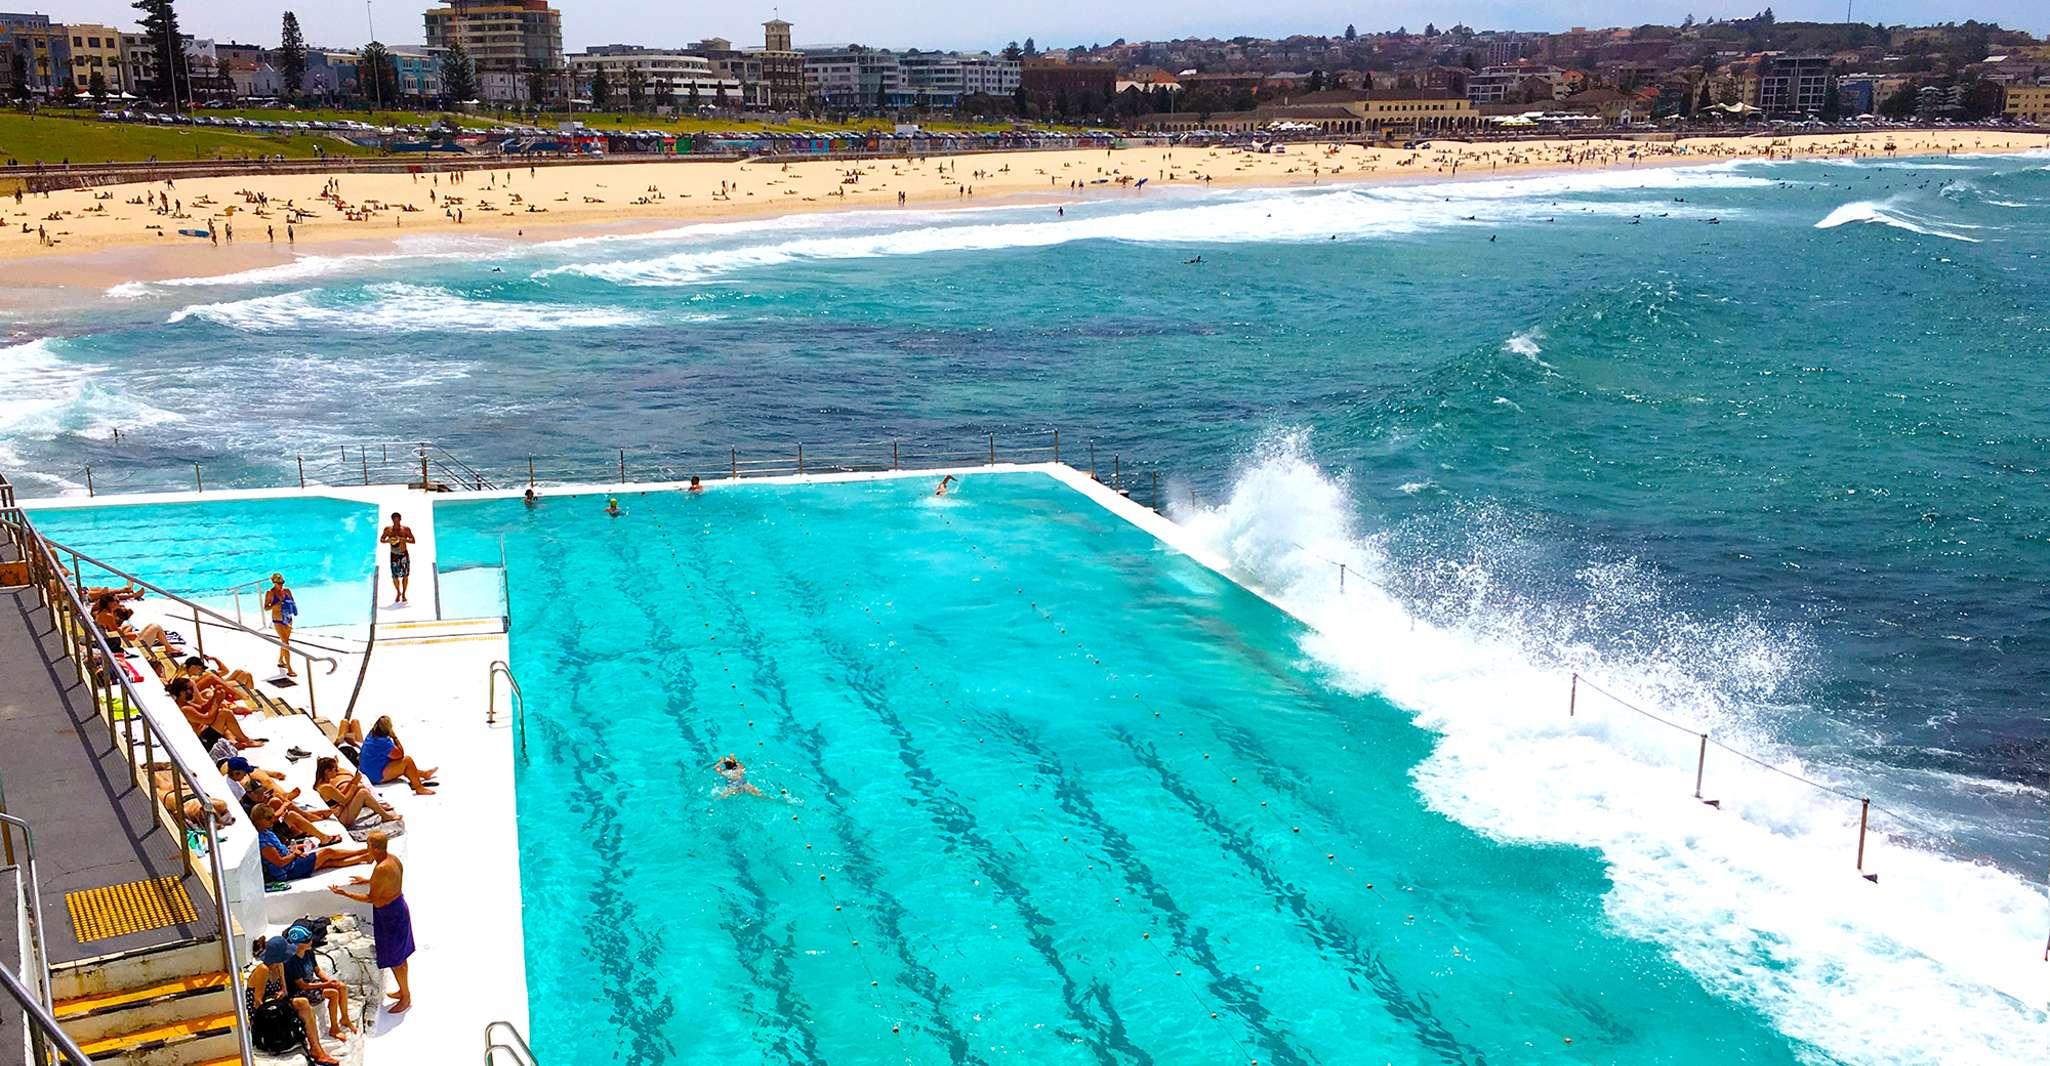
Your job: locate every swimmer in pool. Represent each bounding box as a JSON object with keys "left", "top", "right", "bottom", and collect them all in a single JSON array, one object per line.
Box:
[
  {"left": 605, "top": 497, "right": 624, "bottom": 517},
  {"left": 933, "top": 475, "right": 957, "bottom": 497},
  {"left": 714, "top": 754, "right": 763, "bottom": 799},
  {"left": 687, "top": 476, "right": 703, "bottom": 494},
  {"left": 523, "top": 488, "right": 538, "bottom": 507}
]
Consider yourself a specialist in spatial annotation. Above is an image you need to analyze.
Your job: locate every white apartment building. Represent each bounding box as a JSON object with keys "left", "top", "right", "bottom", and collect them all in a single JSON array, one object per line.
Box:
[{"left": 568, "top": 47, "right": 742, "bottom": 105}]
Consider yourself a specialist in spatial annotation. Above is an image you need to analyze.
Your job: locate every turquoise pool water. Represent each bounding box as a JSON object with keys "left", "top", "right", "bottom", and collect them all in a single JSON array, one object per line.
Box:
[
  {"left": 436, "top": 473, "right": 1807, "bottom": 1065},
  {"left": 27, "top": 496, "right": 380, "bottom": 626}
]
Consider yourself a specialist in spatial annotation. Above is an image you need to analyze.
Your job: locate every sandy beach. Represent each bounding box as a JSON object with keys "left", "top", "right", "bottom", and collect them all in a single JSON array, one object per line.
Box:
[{"left": 1, "top": 128, "right": 2042, "bottom": 289}]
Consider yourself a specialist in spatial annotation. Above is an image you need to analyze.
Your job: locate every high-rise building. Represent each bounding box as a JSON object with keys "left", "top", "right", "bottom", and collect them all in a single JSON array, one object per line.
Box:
[
  {"left": 1757, "top": 54, "right": 1834, "bottom": 114},
  {"left": 423, "top": 0, "right": 563, "bottom": 103}
]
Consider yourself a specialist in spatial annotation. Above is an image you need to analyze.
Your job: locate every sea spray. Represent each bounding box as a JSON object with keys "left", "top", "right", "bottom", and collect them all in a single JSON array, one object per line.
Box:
[{"left": 1174, "top": 430, "right": 2050, "bottom": 1065}]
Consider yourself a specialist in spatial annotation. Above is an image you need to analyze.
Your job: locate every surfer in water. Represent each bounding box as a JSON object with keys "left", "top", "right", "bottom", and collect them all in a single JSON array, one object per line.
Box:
[
  {"left": 714, "top": 755, "right": 763, "bottom": 799},
  {"left": 1184, "top": 255, "right": 1203, "bottom": 265}
]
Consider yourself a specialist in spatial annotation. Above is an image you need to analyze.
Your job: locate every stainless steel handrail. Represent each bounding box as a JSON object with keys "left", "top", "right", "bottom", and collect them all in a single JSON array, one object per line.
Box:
[
  {"left": 0, "top": 508, "right": 254, "bottom": 1066},
  {"left": 484, "top": 1020, "right": 538, "bottom": 1066},
  {"left": 36, "top": 535, "right": 350, "bottom": 670},
  {"left": 0, "top": 961, "right": 93, "bottom": 1066},
  {"left": 0, "top": 813, "right": 52, "bottom": 1021},
  {"left": 487, "top": 661, "right": 525, "bottom": 762}
]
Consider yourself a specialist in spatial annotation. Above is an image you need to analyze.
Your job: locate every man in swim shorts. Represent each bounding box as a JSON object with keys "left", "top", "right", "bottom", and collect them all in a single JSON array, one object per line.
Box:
[{"left": 380, "top": 513, "right": 416, "bottom": 605}]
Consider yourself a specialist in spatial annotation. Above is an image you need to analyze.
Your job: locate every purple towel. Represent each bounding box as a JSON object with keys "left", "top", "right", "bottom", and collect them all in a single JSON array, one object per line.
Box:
[{"left": 372, "top": 893, "right": 416, "bottom": 970}]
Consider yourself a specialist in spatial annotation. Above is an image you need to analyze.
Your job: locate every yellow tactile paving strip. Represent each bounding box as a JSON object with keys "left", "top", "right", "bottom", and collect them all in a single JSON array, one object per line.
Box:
[{"left": 65, "top": 876, "right": 197, "bottom": 942}]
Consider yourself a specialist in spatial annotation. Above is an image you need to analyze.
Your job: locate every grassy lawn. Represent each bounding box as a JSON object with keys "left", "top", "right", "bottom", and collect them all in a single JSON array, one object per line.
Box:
[{"left": 0, "top": 111, "right": 379, "bottom": 166}]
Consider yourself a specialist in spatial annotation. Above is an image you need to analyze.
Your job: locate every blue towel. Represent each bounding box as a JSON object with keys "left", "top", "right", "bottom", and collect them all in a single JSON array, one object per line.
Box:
[{"left": 278, "top": 590, "right": 298, "bottom": 626}]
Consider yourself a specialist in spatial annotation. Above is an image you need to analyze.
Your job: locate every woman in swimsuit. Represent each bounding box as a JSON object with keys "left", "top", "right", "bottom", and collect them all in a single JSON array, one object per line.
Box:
[{"left": 261, "top": 574, "right": 296, "bottom": 677}]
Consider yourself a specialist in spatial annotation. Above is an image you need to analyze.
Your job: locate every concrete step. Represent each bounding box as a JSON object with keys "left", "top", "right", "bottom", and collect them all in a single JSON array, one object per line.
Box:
[
  {"left": 56, "top": 972, "right": 234, "bottom": 1045},
  {"left": 52, "top": 940, "right": 227, "bottom": 1002},
  {"left": 76, "top": 1008, "right": 238, "bottom": 1066},
  {"left": 379, "top": 615, "right": 503, "bottom": 633}
]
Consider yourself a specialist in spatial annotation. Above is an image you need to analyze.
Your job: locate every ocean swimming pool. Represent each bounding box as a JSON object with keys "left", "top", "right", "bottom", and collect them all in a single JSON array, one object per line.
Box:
[
  {"left": 435, "top": 472, "right": 1807, "bottom": 1065},
  {"left": 26, "top": 495, "right": 381, "bottom": 626}
]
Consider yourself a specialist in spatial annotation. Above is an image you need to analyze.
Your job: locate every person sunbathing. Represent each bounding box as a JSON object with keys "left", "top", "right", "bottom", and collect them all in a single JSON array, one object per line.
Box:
[
  {"left": 94, "top": 597, "right": 171, "bottom": 651},
  {"left": 84, "top": 581, "right": 145, "bottom": 602},
  {"left": 169, "top": 677, "right": 263, "bottom": 749},
  {"left": 313, "top": 756, "right": 400, "bottom": 827},
  {"left": 180, "top": 655, "right": 256, "bottom": 716},
  {"left": 224, "top": 758, "right": 340, "bottom": 845},
  {"left": 356, "top": 716, "right": 437, "bottom": 795},
  {"left": 252, "top": 805, "right": 370, "bottom": 882}
]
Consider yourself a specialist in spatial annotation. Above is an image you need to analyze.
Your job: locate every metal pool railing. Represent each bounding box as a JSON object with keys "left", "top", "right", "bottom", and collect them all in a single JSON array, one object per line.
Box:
[
  {"left": 47, "top": 431, "right": 1189, "bottom": 507},
  {"left": 0, "top": 506, "right": 255, "bottom": 1066}
]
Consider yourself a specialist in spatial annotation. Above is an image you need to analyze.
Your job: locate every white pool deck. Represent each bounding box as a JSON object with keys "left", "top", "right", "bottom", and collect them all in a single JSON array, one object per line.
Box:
[{"left": 21, "top": 461, "right": 1217, "bottom": 1063}]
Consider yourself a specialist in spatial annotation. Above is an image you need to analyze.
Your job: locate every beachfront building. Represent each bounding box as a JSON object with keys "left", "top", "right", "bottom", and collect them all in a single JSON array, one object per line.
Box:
[
  {"left": 63, "top": 23, "right": 126, "bottom": 95},
  {"left": 897, "top": 50, "right": 1020, "bottom": 108},
  {"left": 804, "top": 45, "right": 908, "bottom": 110},
  {"left": 1142, "top": 87, "right": 1479, "bottom": 135},
  {"left": 690, "top": 37, "right": 767, "bottom": 109},
  {"left": 2007, "top": 84, "right": 2050, "bottom": 122},
  {"left": 1757, "top": 54, "right": 1835, "bottom": 115},
  {"left": 1, "top": 12, "right": 68, "bottom": 95},
  {"left": 568, "top": 46, "right": 742, "bottom": 108},
  {"left": 1467, "top": 62, "right": 1567, "bottom": 104},
  {"left": 750, "top": 18, "right": 805, "bottom": 110},
  {"left": 423, "top": 0, "right": 563, "bottom": 104}
]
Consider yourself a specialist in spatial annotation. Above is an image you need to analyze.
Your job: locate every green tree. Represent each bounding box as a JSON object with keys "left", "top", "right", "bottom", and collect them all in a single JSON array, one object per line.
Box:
[
  {"left": 1023, "top": 37, "right": 1036, "bottom": 56},
  {"left": 589, "top": 66, "right": 611, "bottom": 108},
  {"left": 689, "top": 81, "right": 702, "bottom": 110},
  {"left": 1878, "top": 81, "right": 1917, "bottom": 118},
  {"left": 9, "top": 59, "right": 28, "bottom": 101},
  {"left": 279, "top": 12, "right": 307, "bottom": 99},
  {"left": 1003, "top": 41, "right": 1022, "bottom": 61},
  {"left": 1344, "top": 24, "right": 1357, "bottom": 41},
  {"left": 714, "top": 82, "right": 728, "bottom": 109},
  {"left": 1424, "top": 23, "right": 1438, "bottom": 36},
  {"left": 358, "top": 41, "right": 398, "bottom": 107},
  {"left": 525, "top": 67, "right": 549, "bottom": 107},
  {"left": 131, "top": 0, "right": 188, "bottom": 108},
  {"left": 1307, "top": 69, "right": 1326, "bottom": 92},
  {"left": 440, "top": 40, "right": 477, "bottom": 105},
  {"left": 88, "top": 69, "right": 107, "bottom": 97},
  {"left": 624, "top": 66, "right": 645, "bottom": 109}
]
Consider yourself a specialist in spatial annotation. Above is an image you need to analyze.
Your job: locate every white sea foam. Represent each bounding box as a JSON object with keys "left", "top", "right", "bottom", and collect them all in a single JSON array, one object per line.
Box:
[
  {"left": 166, "top": 283, "right": 658, "bottom": 332},
  {"left": 1815, "top": 200, "right": 1982, "bottom": 242},
  {"left": 1173, "top": 431, "right": 2050, "bottom": 1066},
  {"left": 0, "top": 337, "right": 183, "bottom": 493},
  {"left": 546, "top": 170, "right": 1766, "bottom": 286}
]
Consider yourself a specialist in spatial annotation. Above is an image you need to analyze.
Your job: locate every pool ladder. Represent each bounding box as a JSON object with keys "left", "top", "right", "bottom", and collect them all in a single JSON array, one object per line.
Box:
[
  {"left": 488, "top": 660, "right": 527, "bottom": 761},
  {"left": 485, "top": 1019, "right": 538, "bottom": 1065}
]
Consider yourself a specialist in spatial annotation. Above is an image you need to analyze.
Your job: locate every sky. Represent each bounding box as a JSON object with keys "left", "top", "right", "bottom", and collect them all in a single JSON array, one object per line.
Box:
[{"left": 41, "top": 1, "right": 2048, "bottom": 52}]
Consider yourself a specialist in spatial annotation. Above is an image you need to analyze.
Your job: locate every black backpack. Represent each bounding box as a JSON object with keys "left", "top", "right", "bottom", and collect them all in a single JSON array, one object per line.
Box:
[
  {"left": 289, "top": 916, "right": 332, "bottom": 947},
  {"left": 249, "top": 995, "right": 304, "bottom": 1054}
]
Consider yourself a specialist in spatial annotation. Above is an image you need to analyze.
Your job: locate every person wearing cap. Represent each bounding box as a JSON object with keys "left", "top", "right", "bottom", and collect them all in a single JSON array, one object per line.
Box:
[
  {"left": 245, "top": 928, "right": 341, "bottom": 1066},
  {"left": 282, "top": 927, "right": 354, "bottom": 1040},
  {"left": 605, "top": 497, "right": 624, "bottom": 516}
]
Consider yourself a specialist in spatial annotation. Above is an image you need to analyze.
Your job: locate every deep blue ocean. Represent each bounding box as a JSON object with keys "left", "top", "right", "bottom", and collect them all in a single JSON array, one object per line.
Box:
[{"left": 4, "top": 151, "right": 2047, "bottom": 1058}]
